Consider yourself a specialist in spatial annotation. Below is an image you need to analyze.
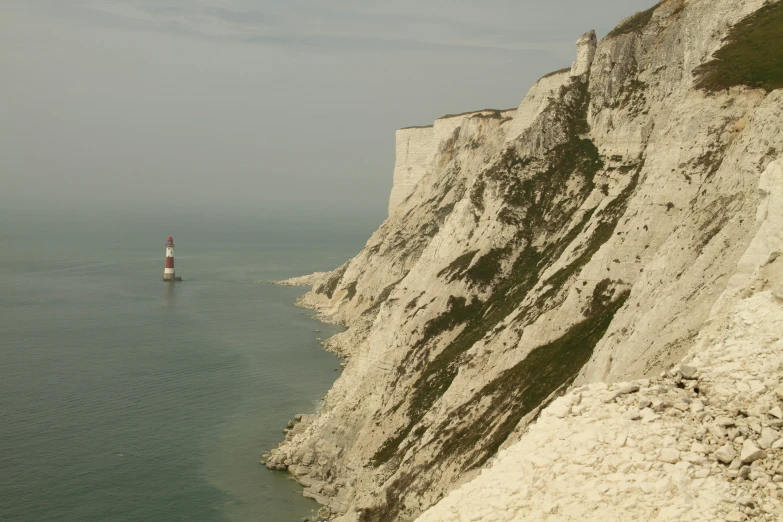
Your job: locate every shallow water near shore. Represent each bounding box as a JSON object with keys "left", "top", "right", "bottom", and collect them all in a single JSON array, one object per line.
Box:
[{"left": 0, "top": 209, "right": 375, "bottom": 522}]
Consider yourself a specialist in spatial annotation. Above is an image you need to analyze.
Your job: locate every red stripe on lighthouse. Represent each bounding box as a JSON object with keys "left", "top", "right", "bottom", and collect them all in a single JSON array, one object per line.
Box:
[{"left": 165, "top": 256, "right": 174, "bottom": 268}]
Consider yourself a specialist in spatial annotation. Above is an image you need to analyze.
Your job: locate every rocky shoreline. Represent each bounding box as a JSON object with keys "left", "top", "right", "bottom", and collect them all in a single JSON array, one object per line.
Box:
[
  {"left": 262, "top": 275, "right": 348, "bottom": 521},
  {"left": 267, "top": 272, "right": 330, "bottom": 288},
  {"left": 263, "top": 413, "right": 344, "bottom": 521}
]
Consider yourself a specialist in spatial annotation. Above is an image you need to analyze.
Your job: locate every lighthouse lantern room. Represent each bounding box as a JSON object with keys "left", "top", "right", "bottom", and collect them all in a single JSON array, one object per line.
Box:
[{"left": 164, "top": 236, "right": 176, "bottom": 281}]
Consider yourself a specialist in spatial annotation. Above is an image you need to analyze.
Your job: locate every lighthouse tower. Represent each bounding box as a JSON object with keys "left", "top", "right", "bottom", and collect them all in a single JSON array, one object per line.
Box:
[{"left": 164, "top": 236, "right": 176, "bottom": 281}]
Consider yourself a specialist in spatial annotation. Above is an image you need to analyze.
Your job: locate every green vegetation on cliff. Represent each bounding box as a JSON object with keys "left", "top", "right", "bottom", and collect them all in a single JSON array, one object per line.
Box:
[
  {"left": 695, "top": 1, "right": 783, "bottom": 93},
  {"left": 362, "top": 67, "right": 648, "bottom": 519},
  {"left": 316, "top": 264, "right": 348, "bottom": 299},
  {"left": 442, "top": 288, "right": 631, "bottom": 470},
  {"left": 371, "top": 77, "right": 636, "bottom": 474},
  {"left": 366, "top": 278, "right": 632, "bottom": 520}
]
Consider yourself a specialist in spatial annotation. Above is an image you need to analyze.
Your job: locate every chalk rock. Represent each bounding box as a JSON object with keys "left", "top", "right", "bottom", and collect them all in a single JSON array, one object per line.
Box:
[
  {"left": 740, "top": 440, "right": 766, "bottom": 464},
  {"left": 658, "top": 448, "right": 680, "bottom": 464},
  {"left": 725, "top": 511, "right": 747, "bottom": 522},
  {"left": 758, "top": 428, "right": 780, "bottom": 450},
  {"left": 680, "top": 364, "right": 698, "bottom": 379},
  {"left": 604, "top": 383, "right": 640, "bottom": 403},
  {"left": 710, "top": 424, "right": 728, "bottom": 439},
  {"left": 682, "top": 452, "right": 707, "bottom": 465},
  {"left": 549, "top": 403, "right": 572, "bottom": 419},
  {"left": 691, "top": 442, "right": 708, "bottom": 454},
  {"left": 715, "top": 444, "right": 736, "bottom": 465},
  {"left": 274, "top": 2, "right": 783, "bottom": 519},
  {"left": 570, "top": 30, "right": 597, "bottom": 77},
  {"left": 617, "top": 383, "right": 640, "bottom": 395}
]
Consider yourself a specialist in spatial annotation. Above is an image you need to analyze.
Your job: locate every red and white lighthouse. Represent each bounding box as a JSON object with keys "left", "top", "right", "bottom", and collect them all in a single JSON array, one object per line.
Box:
[{"left": 164, "top": 236, "right": 176, "bottom": 281}]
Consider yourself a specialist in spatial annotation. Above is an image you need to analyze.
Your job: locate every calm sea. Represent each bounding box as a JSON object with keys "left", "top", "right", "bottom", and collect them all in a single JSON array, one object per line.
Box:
[{"left": 0, "top": 209, "right": 376, "bottom": 522}]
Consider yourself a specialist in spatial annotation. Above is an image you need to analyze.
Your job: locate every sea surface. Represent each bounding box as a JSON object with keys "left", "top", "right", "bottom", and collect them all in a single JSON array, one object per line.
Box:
[{"left": 0, "top": 209, "right": 376, "bottom": 522}]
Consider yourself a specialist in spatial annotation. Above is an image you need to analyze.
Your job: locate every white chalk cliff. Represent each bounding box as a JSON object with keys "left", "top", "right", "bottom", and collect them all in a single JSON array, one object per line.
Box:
[{"left": 265, "top": 1, "right": 783, "bottom": 520}]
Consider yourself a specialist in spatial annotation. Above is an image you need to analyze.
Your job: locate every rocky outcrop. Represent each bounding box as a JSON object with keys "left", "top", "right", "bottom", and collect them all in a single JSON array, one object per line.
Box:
[
  {"left": 388, "top": 126, "right": 435, "bottom": 215},
  {"left": 269, "top": 272, "right": 330, "bottom": 287},
  {"left": 388, "top": 110, "right": 517, "bottom": 215},
  {"left": 570, "top": 30, "right": 597, "bottom": 77},
  {"left": 265, "top": 1, "right": 783, "bottom": 520}
]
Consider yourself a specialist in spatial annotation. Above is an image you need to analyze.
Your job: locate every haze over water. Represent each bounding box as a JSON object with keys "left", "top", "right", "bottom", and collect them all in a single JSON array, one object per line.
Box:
[{"left": 0, "top": 208, "right": 377, "bottom": 521}]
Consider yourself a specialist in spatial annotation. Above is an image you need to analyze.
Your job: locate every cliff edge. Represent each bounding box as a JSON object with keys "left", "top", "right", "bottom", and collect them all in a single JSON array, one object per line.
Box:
[{"left": 267, "top": 1, "right": 783, "bottom": 520}]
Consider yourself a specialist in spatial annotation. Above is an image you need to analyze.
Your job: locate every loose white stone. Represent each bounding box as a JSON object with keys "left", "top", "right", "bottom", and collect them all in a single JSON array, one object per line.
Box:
[
  {"left": 758, "top": 428, "right": 780, "bottom": 450},
  {"left": 549, "top": 404, "right": 572, "bottom": 419},
  {"left": 740, "top": 440, "right": 766, "bottom": 464},
  {"left": 527, "top": 454, "right": 554, "bottom": 468},
  {"left": 715, "top": 444, "right": 736, "bottom": 465},
  {"left": 691, "top": 442, "right": 708, "bottom": 454},
  {"left": 682, "top": 452, "right": 707, "bottom": 465},
  {"left": 680, "top": 364, "right": 698, "bottom": 379},
  {"left": 658, "top": 448, "right": 680, "bottom": 464},
  {"left": 710, "top": 425, "right": 729, "bottom": 439}
]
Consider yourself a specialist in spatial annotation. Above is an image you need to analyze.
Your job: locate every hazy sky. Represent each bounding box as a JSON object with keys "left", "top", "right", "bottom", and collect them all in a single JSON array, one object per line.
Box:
[{"left": 1, "top": 0, "right": 653, "bottom": 221}]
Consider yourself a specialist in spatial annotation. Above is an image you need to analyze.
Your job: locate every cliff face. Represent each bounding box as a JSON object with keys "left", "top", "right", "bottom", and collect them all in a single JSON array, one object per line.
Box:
[
  {"left": 388, "top": 126, "right": 434, "bottom": 215},
  {"left": 388, "top": 110, "right": 518, "bottom": 216},
  {"left": 416, "top": 160, "right": 783, "bottom": 521},
  {"left": 267, "top": 1, "right": 783, "bottom": 520}
]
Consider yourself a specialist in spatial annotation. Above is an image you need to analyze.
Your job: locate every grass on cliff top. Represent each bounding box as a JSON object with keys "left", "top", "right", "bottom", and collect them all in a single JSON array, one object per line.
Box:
[
  {"left": 438, "top": 108, "right": 517, "bottom": 120},
  {"left": 540, "top": 67, "right": 571, "bottom": 80},
  {"left": 695, "top": 1, "right": 783, "bottom": 93},
  {"left": 607, "top": 2, "right": 660, "bottom": 37}
]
